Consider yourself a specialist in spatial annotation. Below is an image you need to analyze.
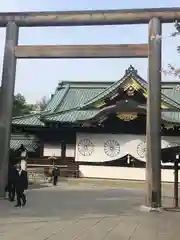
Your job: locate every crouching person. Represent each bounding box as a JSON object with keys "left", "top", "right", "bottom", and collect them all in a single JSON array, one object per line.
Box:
[{"left": 14, "top": 162, "right": 28, "bottom": 207}]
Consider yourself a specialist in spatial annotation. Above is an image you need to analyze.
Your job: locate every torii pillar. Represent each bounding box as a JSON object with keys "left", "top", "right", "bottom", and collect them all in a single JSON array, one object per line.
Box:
[
  {"left": 0, "top": 22, "right": 18, "bottom": 197},
  {"left": 146, "top": 17, "right": 162, "bottom": 208}
]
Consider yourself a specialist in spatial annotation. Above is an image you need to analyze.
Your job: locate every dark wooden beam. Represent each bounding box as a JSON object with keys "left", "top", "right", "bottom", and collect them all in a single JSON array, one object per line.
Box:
[
  {"left": 146, "top": 17, "right": 162, "bottom": 208},
  {"left": 0, "top": 8, "right": 180, "bottom": 27},
  {"left": 15, "top": 44, "right": 148, "bottom": 59},
  {"left": 174, "top": 157, "right": 179, "bottom": 208},
  {"left": 61, "top": 141, "right": 66, "bottom": 159},
  {"left": 0, "top": 22, "right": 19, "bottom": 197}
]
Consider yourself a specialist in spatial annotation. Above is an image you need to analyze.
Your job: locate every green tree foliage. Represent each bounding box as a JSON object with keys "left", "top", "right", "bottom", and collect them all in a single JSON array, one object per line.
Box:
[
  {"left": 12, "top": 93, "right": 35, "bottom": 117},
  {"left": 176, "top": 21, "right": 180, "bottom": 54},
  {"left": 35, "top": 96, "right": 49, "bottom": 111},
  {"left": 163, "top": 21, "right": 180, "bottom": 78}
]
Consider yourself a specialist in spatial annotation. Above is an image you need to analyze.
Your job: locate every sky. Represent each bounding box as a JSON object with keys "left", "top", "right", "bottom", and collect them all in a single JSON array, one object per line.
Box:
[{"left": 0, "top": 0, "right": 180, "bottom": 103}]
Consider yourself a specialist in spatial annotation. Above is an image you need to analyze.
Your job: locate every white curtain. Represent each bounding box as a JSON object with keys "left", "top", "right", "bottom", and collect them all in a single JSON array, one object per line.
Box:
[{"left": 76, "top": 133, "right": 180, "bottom": 163}]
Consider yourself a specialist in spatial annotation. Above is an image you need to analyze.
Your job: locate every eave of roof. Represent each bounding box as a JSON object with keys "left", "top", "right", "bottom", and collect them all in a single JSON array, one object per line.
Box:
[
  {"left": 42, "top": 105, "right": 180, "bottom": 124},
  {"left": 10, "top": 134, "right": 39, "bottom": 152},
  {"left": 41, "top": 109, "right": 100, "bottom": 123},
  {"left": 12, "top": 113, "right": 44, "bottom": 126}
]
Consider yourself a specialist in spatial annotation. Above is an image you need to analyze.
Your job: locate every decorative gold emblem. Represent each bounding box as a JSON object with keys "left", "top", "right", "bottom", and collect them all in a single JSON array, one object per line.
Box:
[
  {"left": 116, "top": 112, "right": 137, "bottom": 121},
  {"left": 126, "top": 86, "right": 135, "bottom": 96},
  {"left": 123, "top": 79, "right": 141, "bottom": 91}
]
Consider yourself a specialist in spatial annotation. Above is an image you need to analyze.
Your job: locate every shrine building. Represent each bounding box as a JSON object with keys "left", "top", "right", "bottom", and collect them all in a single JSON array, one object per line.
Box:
[{"left": 11, "top": 65, "right": 180, "bottom": 182}]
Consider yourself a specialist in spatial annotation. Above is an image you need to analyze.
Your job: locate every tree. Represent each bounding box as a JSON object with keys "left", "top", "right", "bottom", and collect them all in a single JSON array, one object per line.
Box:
[
  {"left": 12, "top": 93, "right": 35, "bottom": 117},
  {"left": 176, "top": 21, "right": 180, "bottom": 53},
  {"left": 35, "top": 96, "right": 49, "bottom": 111},
  {"left": 162, "top": 21, "right": 180, "bottom": 78}
]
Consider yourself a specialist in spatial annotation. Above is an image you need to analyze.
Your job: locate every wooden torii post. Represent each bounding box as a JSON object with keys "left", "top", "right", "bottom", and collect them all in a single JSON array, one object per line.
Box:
[{"left": 0, "top": 8, "right": 180, "bottom": 209}]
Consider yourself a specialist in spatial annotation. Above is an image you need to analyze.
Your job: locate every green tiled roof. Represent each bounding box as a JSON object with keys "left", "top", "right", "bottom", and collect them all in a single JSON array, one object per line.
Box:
[
  {"left": 44, "top": 84, "right": 70, "bottom": 112},
  {"left": 43, "top": 109, "right": 100, "bottom": 122},
  {"left": 12, "top": 67, "right": 180, "bottom": 126},
  {"left": 12, "top": 81, "right": 108, "bottom": 126},
  {"left": 162, "top": 111, "right": 180, "bottom": 123},
  {"left": 12, "top": 113, "right": 44, "bottom": 126},
  {"left": 10, "top": 134, "right": 39, "bottom": 152},
  {"left": 56, "top": 88, "right": 104, "bottom": 112},
  {"left": 53, "top": 81, "right": 110, "bottom": 112},
  {"left": 80, "top": 76, "right": 129, "bottom": 108},
  {"left": 162, "top": 83, "right": 180, "bottom": 105}
]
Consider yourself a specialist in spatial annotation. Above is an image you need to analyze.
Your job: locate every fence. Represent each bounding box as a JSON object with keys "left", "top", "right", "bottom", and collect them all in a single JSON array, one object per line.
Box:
[{"left": 27, "top": 164, "right": 79, "bottom": 183}]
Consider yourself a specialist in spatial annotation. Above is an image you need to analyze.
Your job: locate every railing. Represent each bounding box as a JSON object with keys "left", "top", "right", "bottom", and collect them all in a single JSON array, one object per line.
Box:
[
  {"left": 27, "top": 164, "right": 67, "bottom": 168},
  {"left": 28, "top": 165, "right": 79, "bottom": 183}
]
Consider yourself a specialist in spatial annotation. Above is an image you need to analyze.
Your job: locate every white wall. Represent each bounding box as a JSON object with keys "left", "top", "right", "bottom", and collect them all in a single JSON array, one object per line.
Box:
[
  {"left": 79, "top": 165, "right": 178, "bottom": 183},
  {"left": 43, "top": 143, "right": 76, "bottom": 157},
  {"left": 66, "top": 144, "right": 75, "bottom": 157},
  {"left": 43, "top": 144, "right": 61, "bottom": 157}
]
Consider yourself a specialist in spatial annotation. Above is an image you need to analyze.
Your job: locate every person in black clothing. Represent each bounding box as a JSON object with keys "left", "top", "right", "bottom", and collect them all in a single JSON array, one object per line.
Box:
[
  {"left": 17, "top": 144, "right": 28, "bottom": 171},
  {"left": 52, "top": 165, "right": 59, "bottom": 186},
  {"left": 5, "top": 164, "right": 16, "bottom": 201},
  {"left": 14, "top": 163, "right": 28, "bottom": 207}
]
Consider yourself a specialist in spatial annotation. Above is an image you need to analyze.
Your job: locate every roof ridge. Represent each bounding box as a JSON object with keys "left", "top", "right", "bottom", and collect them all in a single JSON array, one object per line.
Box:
[
  {"left": 79, "top": 78, "right": 124, "bottom": 108},
  {"left": 11, "top": 134, "right": 37, "bottom": 140},
  {"left": 12, "top": 112, "right": 41, "bottom": 120},
  {"left": 161, "top": 93, "right": 180, "bottom": 109},
  {"left": 58, "top": 80, "right": 114, "bottom": 85},
  {"left": 45, "top": 84, "right": 70, "bottom": 113},
  {"left": 53, "top": 84, "right": 70, "bottom": 112},
  {"left": 41, "top": 108, "right": 78, "bottom": 118},
  {"left": 80, "top": 67, "right": 138, "bottom": 108},
  {"left": 133, "top": 75, "right": 180, "bottom": 108},
  {"left": 123, "top": 71, "right": 180, "bottom": 109},
  {"left": 161, "top": 82, "right": 180, "bottom": 84},
  {"left": 41, "top": 107, "right": 98, "bottom": 119}
]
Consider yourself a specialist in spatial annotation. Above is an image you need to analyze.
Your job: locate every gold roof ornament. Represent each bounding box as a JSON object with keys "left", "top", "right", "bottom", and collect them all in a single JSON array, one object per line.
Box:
[
  {"left": 123, "top": 79, "right": 141, "bottom": 91},
  {"left": 125, "top": 65, "right": 138, "bottom": 75},
  {"left": 116, "top": 112, "right": 138, "bottom": 121},
  {"left": 126, "top": 86, "right": 135, "bottom": 96}
]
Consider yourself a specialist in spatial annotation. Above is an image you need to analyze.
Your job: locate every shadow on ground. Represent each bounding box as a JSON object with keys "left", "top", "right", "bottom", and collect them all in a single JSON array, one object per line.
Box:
[
  {"left": 0, "top": 181, "right": 177, "bottom": 223},
  {"left": 0, "top": 186, "right": 145, "bottom": 221}
]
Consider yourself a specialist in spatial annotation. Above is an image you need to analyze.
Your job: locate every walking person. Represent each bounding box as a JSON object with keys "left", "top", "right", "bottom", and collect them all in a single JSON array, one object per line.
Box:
[
  {"left": 52, "top": 164, "right": 59, "bottom": 186},
  {"left": 17, "top": 144, "right": 28, "bottom": 171},
  {"left": 14, "top": 162, "right": 28, "bottom": 207},
  {"left": 5, "top": 164, "right": 16, "bottom": 201}
]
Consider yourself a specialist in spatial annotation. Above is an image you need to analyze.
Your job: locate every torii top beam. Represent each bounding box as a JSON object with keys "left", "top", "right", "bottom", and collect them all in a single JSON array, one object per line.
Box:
[{"left": 0, "top": 8, "right": 180, "bottom": 27}]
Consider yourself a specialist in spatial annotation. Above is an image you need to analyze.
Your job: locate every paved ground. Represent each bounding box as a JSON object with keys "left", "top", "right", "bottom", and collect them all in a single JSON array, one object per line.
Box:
[{"left": 0, "top": 182, "right": 180, "bottom": 239}]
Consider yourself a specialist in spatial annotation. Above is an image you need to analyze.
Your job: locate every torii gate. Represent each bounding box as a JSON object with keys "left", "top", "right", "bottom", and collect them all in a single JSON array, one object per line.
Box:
[{"left": 0, "top": 8, "right": 180, "bottom": 209}]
